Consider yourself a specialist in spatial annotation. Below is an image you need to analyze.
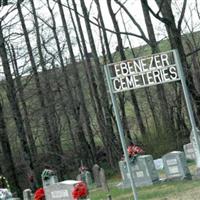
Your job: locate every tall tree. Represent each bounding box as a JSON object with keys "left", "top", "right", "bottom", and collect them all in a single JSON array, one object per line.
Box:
[
  {"left": 107, "top": 0, "right": 147, "bottom": 137},
  {"left": 56, "top": 0, "right": 96, "bottom": 161},
  {"left": 140, "top": 0, "right": 177, "bottom": 142},
  {"left": 29, "top": 0, "right": 64, "bottom": 177},
  {"left": 94, "top": 0, "right": 132, "bottom": 142},
  {"left": 79, "top": 0, "right": 120, "bottom": 167},
  {"left": 17, "top": 1, "right": 63, "bottom": 178},
  {"left": 0, "top": 20, "right": 36, "bottom": 189},
  {"left": 144, "top": 0, "right": 200, "bottom": 121},
  {"left": 0, "top": 100, "right": 21, "bottom": 195},
  {"left": 8, "top": 44, "right": 38, "bottom": 164},
  {"left": 45, "top": 0, "right": 94, "bottom": 166}
]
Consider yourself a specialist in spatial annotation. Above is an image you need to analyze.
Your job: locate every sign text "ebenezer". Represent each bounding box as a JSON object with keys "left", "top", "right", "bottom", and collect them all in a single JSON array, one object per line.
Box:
[{"left": 108, "top": 51, "right": 180, "bottom": 93}]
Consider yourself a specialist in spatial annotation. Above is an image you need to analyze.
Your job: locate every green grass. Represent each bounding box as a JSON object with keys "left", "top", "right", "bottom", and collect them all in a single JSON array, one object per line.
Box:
[
  {"left": 89, "top": 162, "right": 200, "bottom": 200},
  {"left": 89, "top": 179, "right": 200, "bottom": 200}
]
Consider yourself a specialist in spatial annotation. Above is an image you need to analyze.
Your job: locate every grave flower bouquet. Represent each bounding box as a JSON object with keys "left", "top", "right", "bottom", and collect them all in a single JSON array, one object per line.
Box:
[{"left": 72, "top": 181, "right": 88, "bottom": 200}]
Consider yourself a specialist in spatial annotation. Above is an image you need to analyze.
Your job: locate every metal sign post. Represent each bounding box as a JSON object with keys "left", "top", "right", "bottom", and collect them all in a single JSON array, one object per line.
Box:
[
  {"left": 174, "top": 49, "right": 200, "bottom": 169},
  {"left": 104, "top": 65, "right": 138, "bottom": 200}
]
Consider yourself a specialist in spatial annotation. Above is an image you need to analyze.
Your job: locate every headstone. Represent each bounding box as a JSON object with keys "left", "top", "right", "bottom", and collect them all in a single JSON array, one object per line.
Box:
[
  {"left": 118, "top": 155, "right": 159, "bottom": 188},
  {"left": 190, "top": 130, "right": 200, "bottom": 166},
  {"left": 162, "top": 151, "right": 191, "bottom": 180},
  {"left": 92, "top": 164, "right": 101, "bottom": 187},
  {"left": 23, "top": 189, "right": 32, "bottom": 200},
  {"left": 76, "top": 171, "right": 92, "bottom": 187},
  {"left": 41, "top": 169, "right": 58, "bottom": 187},
  {"left": 44, "top": 180, "right": 87, "bottom": 200},
  {"left": 118, "top": 160, "right": 130, "bottom": 188},
  {"left": 99, "top": 168, "right": 109, "bottom": 191},
  {"left": 0, "top": 188, "right": 12, "bottom": 199},
  {"left": 153, "top": 158, "right": 164, "bottom": 170},
  {"left": 10, "top": 198, "right": 21, "bottom": 200},
  {"left": 85, "top": 171, "right": 93, "bottom": 186},
  {"left": 183, "top": 143, "right": 196, "bottom": 160},
  {"left": 76, "top": 174, "right": 81, "bottom": 181}
]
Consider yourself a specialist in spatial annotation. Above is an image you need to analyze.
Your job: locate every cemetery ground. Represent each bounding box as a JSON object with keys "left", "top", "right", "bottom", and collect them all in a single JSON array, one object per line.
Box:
[{"left": 89, "top": 162, "right": 200, "bottom": 200}]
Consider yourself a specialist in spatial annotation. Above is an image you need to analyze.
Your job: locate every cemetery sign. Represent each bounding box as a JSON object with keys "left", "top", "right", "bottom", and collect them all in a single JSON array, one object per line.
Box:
[{"left": 108, "top": 50, "right": 180, "bottom": 93}]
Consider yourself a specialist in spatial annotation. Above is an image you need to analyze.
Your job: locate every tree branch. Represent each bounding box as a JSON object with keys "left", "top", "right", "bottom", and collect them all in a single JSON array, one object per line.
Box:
[
  {"left": 186, "top": 47, "right": 200, "bottom": 57},
  {"left": 142, "top": 0, "right": 171, "bottom": 25},
  {"left": 114, "top": 0, "right": 150, "bottom": 45},
  {"left": 178, "top": 0, "right": 187, "bottom": 31},
  {"left": 52, "top": 0, "right": 148, "bottom": 42}
]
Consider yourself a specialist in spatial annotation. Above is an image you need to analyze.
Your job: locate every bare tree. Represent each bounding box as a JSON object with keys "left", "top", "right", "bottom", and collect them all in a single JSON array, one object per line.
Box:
[
  {"left": 0, "top": 99, "right": 21, "bottom": 195},
  {"left": 79, "top": 0, "right": 120, "bottom": 167},
  {"left": 0, "top": 20, "right": 37, "bottom": 189},
  {"left": 17, "top": 1, "right": 64, "bottom": 178},
  {"left": 107, "top": 0, "right": 147, "bottom": 137}
]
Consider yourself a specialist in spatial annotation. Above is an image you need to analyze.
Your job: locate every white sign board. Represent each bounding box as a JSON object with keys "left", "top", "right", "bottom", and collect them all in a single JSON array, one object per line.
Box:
[{"left": 106, "top": 50, "right": 180, "bottom": 93}]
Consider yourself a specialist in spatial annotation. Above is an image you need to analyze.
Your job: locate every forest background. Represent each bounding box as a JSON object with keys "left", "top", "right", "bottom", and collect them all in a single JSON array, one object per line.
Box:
[{"left": 0, "top": 0, "right": 200, "bottom": 196}]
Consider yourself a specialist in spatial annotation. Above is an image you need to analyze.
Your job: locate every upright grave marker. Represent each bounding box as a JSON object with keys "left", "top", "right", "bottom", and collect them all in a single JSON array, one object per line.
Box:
[
  {"left": 183, "top": 143, "right": 196, "bottom": 161},
  {"left": 104, "top": 49, "right": 200, "bottom": 199},
  {"left": 162, "top": 151, "right": 191, "bottom": 180}
]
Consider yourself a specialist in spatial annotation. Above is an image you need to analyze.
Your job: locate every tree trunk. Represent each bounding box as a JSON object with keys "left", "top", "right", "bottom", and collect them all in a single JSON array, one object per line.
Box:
[
  {"left": 29, "top": 0, "right": 64, "bottom": 178},
  {"left": 9, "top": 44, "right": 38, "bottom": 163},
  {"left": 141, "top": 0, "right": 178, "bottom": 144},
  {"left": 0, "top": 100, "right": 21, "bottom": 195},
  {"left": 17, "top": 1, "right": 63, "bottom": 178},
  {"left": 46, "top": 0, "right": 94, "bottom": 166},
  {"left": 56, "top": 0, "right": 96, "bottom": 162},
  {"left": 154, "top": 0, "right": 200, "bottom": 122},
  {"left": 0, "top": 21, "right": 36, "bottom": 189},
  {"left": 107, "top": 0, "right": 147, "bottom": 137},
  {"left": 79, "top": 0, "right": 120, "bottom": 167}
]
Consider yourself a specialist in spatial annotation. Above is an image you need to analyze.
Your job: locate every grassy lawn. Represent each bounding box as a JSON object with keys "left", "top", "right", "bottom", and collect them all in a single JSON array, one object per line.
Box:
[
  {"left": 89, "top": 179, "right": 200, "bottom": 200},
  {"left": 89, "top": 163, "right": 200, "bottom": 200}
]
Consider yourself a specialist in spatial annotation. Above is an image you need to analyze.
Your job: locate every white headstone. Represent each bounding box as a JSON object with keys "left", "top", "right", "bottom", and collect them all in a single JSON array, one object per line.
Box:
[
  {"left": 183, "top": 143, "right": 196, "bottom": 160},
  {"left": 162, "top": 151, "right": 191, "bottom": 180},
  {"left": 118, "top": 155, "right": 159, "bottom": 188},
  {"left": 154, "top": 158, "right": 164, "bottom": 170},
  {"left": 23, "top": 189, "right": 32, "bottom": 200},
  {"left": 44, "top": 180, "right": 87, "bottom": 200}
]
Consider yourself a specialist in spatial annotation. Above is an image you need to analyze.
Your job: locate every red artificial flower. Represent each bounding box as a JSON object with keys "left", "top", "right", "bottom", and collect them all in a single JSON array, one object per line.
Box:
[
  {"left": 34, "top": 188, "right": 45, "bottom": 200},
  {"left": 72, "top": 182, "right": 88, "bottom": 200},
  {"left": 127, "top": 144, "right": 144, "bottom": 157}
]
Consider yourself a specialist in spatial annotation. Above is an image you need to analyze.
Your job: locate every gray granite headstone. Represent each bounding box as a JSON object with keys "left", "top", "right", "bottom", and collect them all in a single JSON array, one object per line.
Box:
[
  {"left": 85, "top": 171, "right": 93, "bottom": 186},
  {"left": 153, "top": 158, "right": 164, "bottom": 170},
  {"left": 10, "top": 198, "right": 21, "bottom": 200},
  {"left": 190, "top": 130, "right": 200, "bottom": 168},
  {"left": 118, "top": 155, "right": 159, "bottom": 188},
  {"left": 23, "top": 189, "right": 32, "bottom": 200},
  {"left": 99, "top": 168, "right": 109, "bottom": 191},
  {"left": 44, "top": 180, "right": 84, "bottom": 200},
  {"left": 162, "top": 151, "right": 191, "bottom": 180},
  {"left": 76, "top": 174, "right": 81, "bottom": 181},
  {"left": 77, "top": 171, "right": 92, "bottom": 187},
  {"left": 41, "top": 169, "right": 58, "bottom": 188},
  {"left": 92, "top": 164, "right": 101, "bottom": 187},
  {"left": 183, "top": 143, "right": 196, "bottom": 160},
  {"left": 118, "top": 160, "right": 131, "bottom": 188}
]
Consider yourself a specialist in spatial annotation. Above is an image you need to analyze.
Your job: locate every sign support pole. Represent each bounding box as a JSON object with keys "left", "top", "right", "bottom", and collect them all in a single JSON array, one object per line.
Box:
[
  {"left": 104, "top": 65, "right": 138, "bottom": 200},
  {"left": 174, "top": 49, "right": 200, "bottom": 169}
]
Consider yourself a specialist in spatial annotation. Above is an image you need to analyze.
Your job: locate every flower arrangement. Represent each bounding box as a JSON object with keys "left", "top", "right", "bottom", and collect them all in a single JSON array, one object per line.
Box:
[{"left": 72, "top": 182, "right": 88, "bottom": 200}]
